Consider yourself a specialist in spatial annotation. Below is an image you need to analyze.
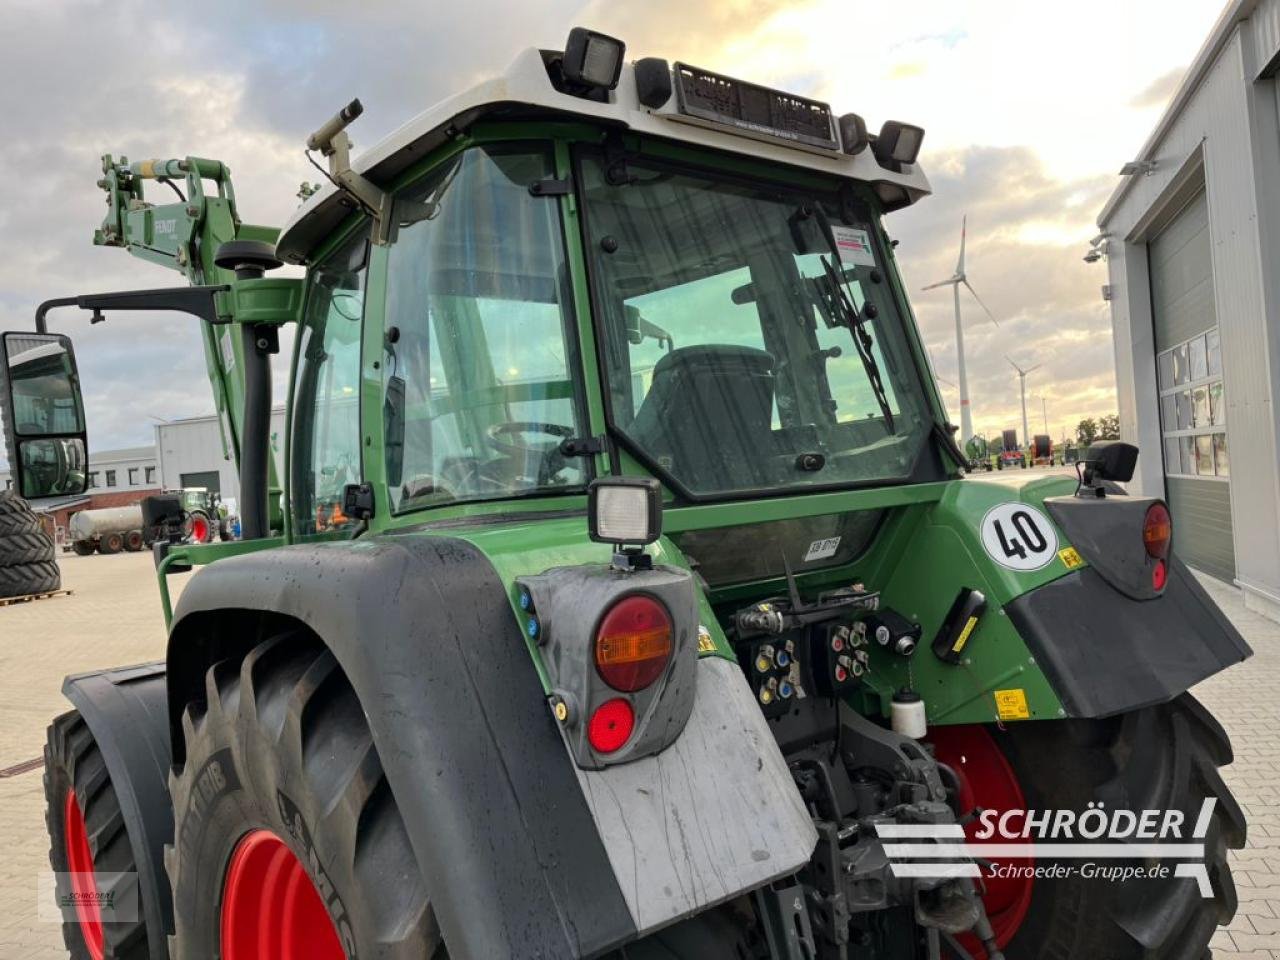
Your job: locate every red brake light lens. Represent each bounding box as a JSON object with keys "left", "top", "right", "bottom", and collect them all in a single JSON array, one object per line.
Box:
[
  {"left": 595, "top": 595, "right": 673, "bottom": 692},
  {"left": 1143, "top": 503, "right": 1172, "bottom": 559},
  {"left": 1152, "top": 558, "right": 1168, "bottom": 591},
  {"left": 587, "top": 698, "right": 635, "bottom": 753}
]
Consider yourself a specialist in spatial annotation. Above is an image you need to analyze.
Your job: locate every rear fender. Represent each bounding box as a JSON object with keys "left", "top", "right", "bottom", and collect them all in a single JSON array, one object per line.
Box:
[
  {"left": 61, "top": 663, "right": 173, "bottom": 960},
  {"left": 169, "top": 535, "right": 815, "bottom": 958}
]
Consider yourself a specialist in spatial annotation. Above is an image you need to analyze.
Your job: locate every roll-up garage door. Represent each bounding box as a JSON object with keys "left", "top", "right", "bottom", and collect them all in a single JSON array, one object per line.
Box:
[{"left": 1149, "top": 189, "right": 1234, "bottom": 581}]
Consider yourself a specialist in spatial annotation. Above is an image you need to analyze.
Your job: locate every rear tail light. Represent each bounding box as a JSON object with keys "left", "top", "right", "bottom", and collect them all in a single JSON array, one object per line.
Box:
[
  {"left": 1152, "top": 559, "right": 1168, "bottom": 591},
  {"left": 587, "top": 698, "right": 634, "bottom": 753},
  {"left": 595, "top": 595, "right": 673, "bottom": 692},
  {"left": 1143, "top": 503, "right": 1172, "bottom": 559}
]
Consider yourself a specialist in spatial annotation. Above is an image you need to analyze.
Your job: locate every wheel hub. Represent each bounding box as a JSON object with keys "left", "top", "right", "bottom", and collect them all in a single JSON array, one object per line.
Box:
[
  {"left": 220, "top": 829, "right": 346, "bottom": 960},
  {"left": 927, "top": 724, "right": 1033, "bottom": 954}
]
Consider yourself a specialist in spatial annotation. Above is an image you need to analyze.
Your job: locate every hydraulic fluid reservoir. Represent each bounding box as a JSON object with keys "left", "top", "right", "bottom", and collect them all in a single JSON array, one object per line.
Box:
[{"left": 891, "top": 688, "right": 927, "bottom": 739}]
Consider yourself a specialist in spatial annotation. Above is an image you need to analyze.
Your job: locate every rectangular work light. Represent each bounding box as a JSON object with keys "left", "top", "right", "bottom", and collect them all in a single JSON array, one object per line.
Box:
[
  {"left": 873, "top": 121, "right": 925, "bottom": 167},
  {"left": 588, "top": 477, "right": 663, "bottom": 545},
  {"left": 563, "top": 27, "right": 626, "bottom": 90}
]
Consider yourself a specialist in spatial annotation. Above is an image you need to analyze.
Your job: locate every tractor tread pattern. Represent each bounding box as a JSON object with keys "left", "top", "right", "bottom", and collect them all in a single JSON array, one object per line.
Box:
[
  {"left": 1003, "top": 692, "right": 1244, "bottom": 960},
  {"left": 43, "top": 710, "right": 150, "bottom": 959},
  {"left": 166, "top": 631, "right": 437, "bottom": 959},
  {"left": 0, "top": 558, "right": 60, "bottom": 599},
  {"left": 0, "top": 530, "right": 57, "bottom": 567}
]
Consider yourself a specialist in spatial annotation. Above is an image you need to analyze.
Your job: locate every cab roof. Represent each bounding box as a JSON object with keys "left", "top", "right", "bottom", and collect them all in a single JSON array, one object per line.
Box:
[{"left": 276, "top": 47, "right": 931, "bottom": 265}]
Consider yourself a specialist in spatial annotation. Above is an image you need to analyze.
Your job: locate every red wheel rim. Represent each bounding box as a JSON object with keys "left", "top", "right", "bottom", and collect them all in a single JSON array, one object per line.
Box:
[
  {"left": 220, "top": 829, "right": 347, "bottom": 960},
  {"left": 927, "top": 725, "right": 1033, "bottom": 955},
  {"left": 63, "top": 791, "right": 105, "bottom": 960},
  {"left": 190, "top": 515, "right": 209, "bottom": 543}
]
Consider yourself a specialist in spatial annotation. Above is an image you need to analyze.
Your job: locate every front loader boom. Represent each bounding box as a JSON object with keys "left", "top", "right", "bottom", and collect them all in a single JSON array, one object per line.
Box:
[{"left": 90, "top": 154, "right": 285, "bottom": 524}]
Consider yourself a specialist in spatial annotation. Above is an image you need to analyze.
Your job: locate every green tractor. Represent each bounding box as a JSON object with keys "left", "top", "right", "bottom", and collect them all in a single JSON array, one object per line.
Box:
[{"left": 0, "top": 29, "right": 1250, "bottom": 960}]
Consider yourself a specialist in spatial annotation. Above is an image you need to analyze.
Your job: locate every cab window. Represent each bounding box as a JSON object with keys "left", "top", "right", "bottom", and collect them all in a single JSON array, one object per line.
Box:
[
  {"left": 382, "top": 145, "right": 588, "bottom": 513},
  {"left": 290, "top": 229, "right": 368, "bottom": 536}
]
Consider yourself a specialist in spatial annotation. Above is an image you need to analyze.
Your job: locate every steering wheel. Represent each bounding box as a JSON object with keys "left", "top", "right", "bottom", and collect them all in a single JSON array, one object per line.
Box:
[{"left": 484, "top": 421, "right": 575, "bottom": 457}]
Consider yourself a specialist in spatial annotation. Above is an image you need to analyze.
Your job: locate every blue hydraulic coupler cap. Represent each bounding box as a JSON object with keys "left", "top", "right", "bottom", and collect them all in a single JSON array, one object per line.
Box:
[
  {"left": 526, "top": 617, "right": 539, "bottom": 639},
  {"left": 518, "top": 588, "right": 534, "bottom": 611}
]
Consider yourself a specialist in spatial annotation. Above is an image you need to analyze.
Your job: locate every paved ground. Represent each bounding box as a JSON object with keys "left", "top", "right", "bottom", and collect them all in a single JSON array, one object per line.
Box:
[
  {"left": 0, "top": 551, "right": 1277, "bottom": 957},
  {"left": 0, "top": 553, "right": 189, "bottom": 960}
]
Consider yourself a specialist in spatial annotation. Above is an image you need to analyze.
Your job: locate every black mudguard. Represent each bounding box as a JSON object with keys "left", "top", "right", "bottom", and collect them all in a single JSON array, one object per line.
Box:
[
  {"left": 168, "top": 535, "right": 635, "bottom": 960},
  {"left": 1006, "top": 555, "right": 1252, "bottom": 717},
  {"left": 62, "top": 662, "right": 174, "bottom": 960}
]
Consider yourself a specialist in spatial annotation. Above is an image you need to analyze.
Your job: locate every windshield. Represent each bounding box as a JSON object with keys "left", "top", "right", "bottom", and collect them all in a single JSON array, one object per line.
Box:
[{"left": 579, "top": 154, "right": 935, "bottom": 498}]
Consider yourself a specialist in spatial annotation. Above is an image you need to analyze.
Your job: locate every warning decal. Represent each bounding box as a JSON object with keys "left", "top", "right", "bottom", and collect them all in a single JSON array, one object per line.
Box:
[{"left": 831, "top": 226, "right": 877, "bottom": 267}]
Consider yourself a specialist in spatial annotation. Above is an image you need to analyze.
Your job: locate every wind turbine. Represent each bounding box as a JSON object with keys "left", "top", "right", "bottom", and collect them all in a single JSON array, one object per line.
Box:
[
  {"left": 1006, "top": 355, "right": 1043, "bottom": 447},
  {"left": 922, "top": 216, "right": 1000, "bottom": 443}
]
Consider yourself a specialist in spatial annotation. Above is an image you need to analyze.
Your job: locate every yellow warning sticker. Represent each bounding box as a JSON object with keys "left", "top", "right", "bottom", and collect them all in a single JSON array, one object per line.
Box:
[
  {"left": 994, "top": 688, "right": 1031, "bottom": 721},
  {"left": 1058, "top": 546, "right": 1084, "bottom": 570},
  {"left": 696, "top": 625, "right": 716, "bottom": 655},
  {"left": 951, "top": 616, "right": 980, "bottom": 654}
]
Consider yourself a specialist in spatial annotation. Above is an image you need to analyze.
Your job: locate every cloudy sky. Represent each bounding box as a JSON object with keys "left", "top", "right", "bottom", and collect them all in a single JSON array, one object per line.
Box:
[{"left": 0, "top": 0, "right": 1228, "bottom": 468}]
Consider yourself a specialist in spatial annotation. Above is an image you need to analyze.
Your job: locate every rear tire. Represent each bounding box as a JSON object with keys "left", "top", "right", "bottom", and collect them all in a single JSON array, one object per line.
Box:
[
  {"left": 167, "top": 631, "right": 437, "bottom": 959},
  {"left": 72, "top": 540, "right": 96, "bottom": 557},
  {"left": 999, "top": 694, "right": 1244, "bottom": 959},
  {"left": 44, "top": 711, "right": 150, "bottom": 960},
  {"left": 123, "top": 531, "right": 144, "bottom": 552},
  {"left": 99, "top": 533, "right": 124, "bottom": 555}
]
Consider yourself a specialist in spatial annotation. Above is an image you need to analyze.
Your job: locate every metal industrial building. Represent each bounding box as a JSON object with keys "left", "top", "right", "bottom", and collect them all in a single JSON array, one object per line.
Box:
[
  {"left": 1097, "top": 0, "right": 1280, "bottom": 622},
  {"left": 153, "top": 407, "right": 286, "bottom": 504}
]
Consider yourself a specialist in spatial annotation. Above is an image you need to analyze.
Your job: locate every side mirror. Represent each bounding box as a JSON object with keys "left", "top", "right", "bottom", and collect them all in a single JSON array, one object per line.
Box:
[
  {"left": 1084, "top": 440, "right": 1138, "bottom": 483},
  {"left": 0, "top": 331, "right": 89, "bottom": 499}
]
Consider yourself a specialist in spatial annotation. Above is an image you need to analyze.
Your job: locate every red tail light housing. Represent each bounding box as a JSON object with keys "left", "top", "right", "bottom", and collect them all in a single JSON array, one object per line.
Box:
[
  {"left": 1143, "top": 503, "right": 1172, "bottom": 559},
  {"left": 595, "top": 595, "right": 673, "bottom": 692}
]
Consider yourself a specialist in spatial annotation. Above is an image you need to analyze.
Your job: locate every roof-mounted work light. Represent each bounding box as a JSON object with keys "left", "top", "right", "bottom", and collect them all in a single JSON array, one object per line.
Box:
[
  {"left": 838, "top": 113, "right": 869, "bottom": 155},
  {"left": 588, "top": 477, "right": 662, "bottom": 550},
  {"left": 563, "top": 27, "right": 626, "bottom": 90},
  {"left": 872, "top": 121, "right": 925, "bottom": 168}
]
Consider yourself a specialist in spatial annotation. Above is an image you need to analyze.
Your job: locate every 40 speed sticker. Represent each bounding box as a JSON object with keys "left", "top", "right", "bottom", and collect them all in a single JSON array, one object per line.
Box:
[{"left": 980, "top": 502, "right": 1058, "bottom": 572}]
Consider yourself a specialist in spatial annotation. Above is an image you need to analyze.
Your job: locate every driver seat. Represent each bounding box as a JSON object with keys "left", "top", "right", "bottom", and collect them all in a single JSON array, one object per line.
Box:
[{"left": 628, "top": 345, "right": 775, "bottom": 492}]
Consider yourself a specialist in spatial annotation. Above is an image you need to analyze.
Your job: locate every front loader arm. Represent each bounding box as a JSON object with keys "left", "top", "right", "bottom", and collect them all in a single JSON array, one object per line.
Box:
[{"left": 92, "top": 154, "right": 285, "bottom": 519}]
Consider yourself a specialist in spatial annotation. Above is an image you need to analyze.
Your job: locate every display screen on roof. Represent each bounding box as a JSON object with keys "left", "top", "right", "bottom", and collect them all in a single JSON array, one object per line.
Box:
[{"left": 672, "top": 63, "right": 838, "bottom": 152}]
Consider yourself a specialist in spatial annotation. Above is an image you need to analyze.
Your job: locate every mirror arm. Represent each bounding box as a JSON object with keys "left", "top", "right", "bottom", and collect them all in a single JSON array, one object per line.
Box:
[{"left": 35, "top": 285, "right": 230, "bottom": 333}]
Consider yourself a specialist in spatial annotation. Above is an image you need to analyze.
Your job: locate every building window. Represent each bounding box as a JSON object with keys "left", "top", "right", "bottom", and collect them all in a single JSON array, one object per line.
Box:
[
  {"left": 128, "top": 468, "right": 139, "bottom": 485},
  {"left": 88, "top": 472, "right": 98, "bottom": 488},
  {"left": 1158, "top": 327, "right": 1228, "bottom": 479},
  {"left": 145, "top": 466, "right": 155, "bottom": 484},
  {"left": 105, "top": 470, "right": 117, "bottom": 488}
]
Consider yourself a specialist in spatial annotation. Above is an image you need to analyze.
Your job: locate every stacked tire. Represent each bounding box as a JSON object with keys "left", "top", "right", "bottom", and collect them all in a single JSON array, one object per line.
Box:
[{"left": 0, "top": 489, "right": 61, "bottom": 599}]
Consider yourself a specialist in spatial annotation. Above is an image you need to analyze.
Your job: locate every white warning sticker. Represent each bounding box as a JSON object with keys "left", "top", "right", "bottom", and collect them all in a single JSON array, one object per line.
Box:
[
  {"left": 831, "top": 226, "right": 877, "bottom": 267},
  {"left": 804, "top": 536, "right": 842, "bottom": 562}
]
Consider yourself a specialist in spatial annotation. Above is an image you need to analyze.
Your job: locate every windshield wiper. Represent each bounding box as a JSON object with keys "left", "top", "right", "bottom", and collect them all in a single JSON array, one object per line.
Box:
[{"left": 816, "top": 255, "right": 895, "bottom": 433}]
